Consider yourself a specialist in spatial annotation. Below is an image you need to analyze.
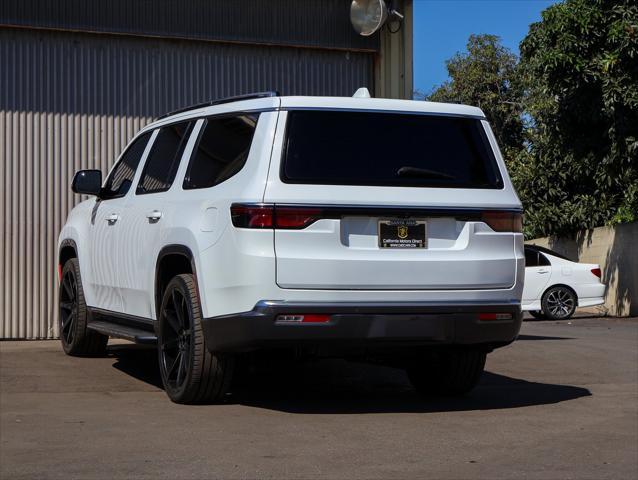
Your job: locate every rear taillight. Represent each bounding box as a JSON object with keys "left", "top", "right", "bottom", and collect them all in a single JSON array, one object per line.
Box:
[
  {"left": 230, "top": 204, "right": 274, "bottom": 228},
  {"left": 275, "top": 207, "right": 323, "bottom": 229},
  {"left": 231, "top": 204, "right": 323, "bottom": 229},
  {"left": 482, "top": 211, "right": 523, "bottom": 233},
  {"left": 231, "top": 204, "right": 524, "bottom": 232},
  {"left": 591, "top": 268, "right": 602, "bottom": 279}
]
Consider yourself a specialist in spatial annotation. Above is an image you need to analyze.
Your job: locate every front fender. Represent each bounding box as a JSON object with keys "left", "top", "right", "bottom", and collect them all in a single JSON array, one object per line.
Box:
[{"left": 58, "top": 199, "right": 96, "bottom": 303}]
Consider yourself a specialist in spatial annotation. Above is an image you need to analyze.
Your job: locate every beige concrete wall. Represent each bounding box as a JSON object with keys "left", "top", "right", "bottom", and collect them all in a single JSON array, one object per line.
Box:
[{"left": 527, "top": 222, "right": 638, "bottom": 317}]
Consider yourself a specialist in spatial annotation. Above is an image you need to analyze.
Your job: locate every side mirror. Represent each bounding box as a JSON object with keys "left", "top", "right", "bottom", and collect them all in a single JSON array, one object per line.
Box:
[{"left": 71, "top": 169, "right": 102, "bottom": 196}]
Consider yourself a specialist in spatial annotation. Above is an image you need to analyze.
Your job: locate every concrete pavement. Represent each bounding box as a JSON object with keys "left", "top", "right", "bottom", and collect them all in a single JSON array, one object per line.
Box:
[{"left": 1, "top": 317, "right": 637, "bottom": 479}]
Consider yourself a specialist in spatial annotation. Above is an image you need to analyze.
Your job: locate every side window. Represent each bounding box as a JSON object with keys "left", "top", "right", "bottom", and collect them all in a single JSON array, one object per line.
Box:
[
  {"left": 101, "top": 132, "right": 152, "bottom": 200},
  {"left": 137, "top": 122, "right": 194, "bottom": 194},
  {"left": 525, "top": 248, "right": 539, "bottom": 267},
  {"left": 183, "top": 114, "right": 259, "bottom": 190},
  {"left": 538, "top": 252, "right": 551, "bottom": 266}
]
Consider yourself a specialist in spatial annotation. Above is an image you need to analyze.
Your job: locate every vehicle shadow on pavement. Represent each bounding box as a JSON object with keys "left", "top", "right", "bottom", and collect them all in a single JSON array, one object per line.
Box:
[
  {"left": 109, "top": 344, "right": 164, "bottom": 390},
  {"left": 517, "top": 334, "right": 574, "bottom": 341},
  {"left": 230, "top": 365, "right": 591, "bottom": 415},
  {"left": 109, "top": 343, "right": 591, "bottom": 414}
]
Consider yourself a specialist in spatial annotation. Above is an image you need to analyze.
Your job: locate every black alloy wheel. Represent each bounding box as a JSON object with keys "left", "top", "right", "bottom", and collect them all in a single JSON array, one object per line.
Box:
[
  {"left": 59, "top": 268, "right": 78, "bottom": 346},
  {"left": 528, "top": 310, "right": 546, "bottom": 320},
  {"left": 159, "top": 287, "right": 192, "bottom": 391},
  {"left": 542, "top": 286, "right": 577, "bottom": 320},
  {"left": 58, "top": 258, "right": 108, "bottom": 355},
  {"left": 157, "top": 274, "right": 234, "bottom": 404},
  {"left": 406, "top": 348, "right": 487, "bottom": 396}
]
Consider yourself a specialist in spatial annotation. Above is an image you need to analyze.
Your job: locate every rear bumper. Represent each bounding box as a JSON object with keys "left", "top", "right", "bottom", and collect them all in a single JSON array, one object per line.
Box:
[
  {"left": 201, "top": 300, "right": 522, "bottom": 352},
  {"left": 577, "top": 283, "right": 606, "bottom": 304},
  {"left": 578, "top": 296, "right": 605, "bottom": 308}
]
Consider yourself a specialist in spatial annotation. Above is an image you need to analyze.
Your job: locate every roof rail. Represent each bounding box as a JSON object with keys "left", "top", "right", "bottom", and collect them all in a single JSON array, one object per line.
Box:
[{"left": 157, "top": 91, "right": 280, "bottom": 119}]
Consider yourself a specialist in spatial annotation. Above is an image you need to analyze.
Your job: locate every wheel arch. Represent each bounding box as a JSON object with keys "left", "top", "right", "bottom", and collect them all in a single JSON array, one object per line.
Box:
[
  {"left": 542, "top": 283, "right": 579, "bottom": 303},
  {"left": 58, "top": 239, "right": 78, "bottom": 278},
  {"left": 155, "top": 245, "right": 200, "bottom": 319}
]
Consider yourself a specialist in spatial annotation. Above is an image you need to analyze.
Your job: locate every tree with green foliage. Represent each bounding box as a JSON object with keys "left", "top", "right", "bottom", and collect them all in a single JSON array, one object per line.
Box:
[
  {"left": 428, "top": 34, "right": 525, "bottom": 157},
  {"left": 516, "top": 0, "right": 638, "bottom": 238},
  {"left": 425, "top": 1, "right": 638, "bottom": 239}
]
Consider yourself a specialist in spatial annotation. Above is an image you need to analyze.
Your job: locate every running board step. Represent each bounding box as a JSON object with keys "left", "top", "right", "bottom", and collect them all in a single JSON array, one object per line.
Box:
[{"left": 87, "top": 320, "right": 157, "bottom": 345}]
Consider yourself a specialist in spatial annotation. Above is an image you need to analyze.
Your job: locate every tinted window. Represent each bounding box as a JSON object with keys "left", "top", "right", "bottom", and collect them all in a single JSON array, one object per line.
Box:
[
  {"left": 183, "top": 114, "right": 259, "bottom": 189},
  {"left": 101, "top": 132, "right": 151, "bottom": 199},
  {"left": 525, "top": 248, "right": 539, "bottom": 267},
  {"left": 137, "top": 122, "right": 194, "bottom": 194},
  {"left": 528, "top": 245, "right": 573, "bottom": 262},
  {"left": 282, "top": 111, "right": 503, "bottom": 189},
  {"left": 538, "top": 252, "right": 551, "bottom": 266}
]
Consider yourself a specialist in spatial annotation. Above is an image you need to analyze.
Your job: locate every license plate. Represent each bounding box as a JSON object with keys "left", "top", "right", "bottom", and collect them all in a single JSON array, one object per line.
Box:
[{"left": 378, "top": 219, "right": 427, "bottom": 249}]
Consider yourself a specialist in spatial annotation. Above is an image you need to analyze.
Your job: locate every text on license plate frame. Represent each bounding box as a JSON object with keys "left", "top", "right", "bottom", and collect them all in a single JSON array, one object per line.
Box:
[{"left": 378, "top": 219, "right": 427, "bottom": 249}]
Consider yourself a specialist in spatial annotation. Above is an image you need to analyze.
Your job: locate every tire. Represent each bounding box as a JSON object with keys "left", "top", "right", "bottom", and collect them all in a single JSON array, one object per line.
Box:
[
  {"left": 59, "top": 258, "right": 108, "bottom": 356},
  {"left": 542, "top": 286, "right": 577, "bottom": 320},
  {"left": 529, "top": 310, "right": 546, "bottom": 320},
  {"left": 406, "top": 349, "right": 486, "bottom": 396},
  {"left": 157, "top": 274, "right": 234, "bottom": 404}
]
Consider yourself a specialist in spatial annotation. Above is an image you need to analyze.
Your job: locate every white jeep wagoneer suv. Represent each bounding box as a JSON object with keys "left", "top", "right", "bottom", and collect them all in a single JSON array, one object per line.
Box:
[{"left": 58, "top": 91, "right": 524, "bottom": 403}]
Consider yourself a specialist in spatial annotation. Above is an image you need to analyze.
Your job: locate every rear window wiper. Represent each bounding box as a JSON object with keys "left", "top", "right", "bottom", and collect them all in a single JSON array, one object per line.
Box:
[{"left": 396, "top": 166, "right": 456, "bottom": 180}]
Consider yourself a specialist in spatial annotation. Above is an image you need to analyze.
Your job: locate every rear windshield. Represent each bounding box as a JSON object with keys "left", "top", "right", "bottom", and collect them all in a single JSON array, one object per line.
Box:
[{"left": 282, "top": 110, "right": 503, "bottom": 189}]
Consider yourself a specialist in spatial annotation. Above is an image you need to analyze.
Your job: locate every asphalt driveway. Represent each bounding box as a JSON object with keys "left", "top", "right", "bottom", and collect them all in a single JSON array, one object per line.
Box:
[{"left": 1, "top": 317, "right": 637, "bottom": 479}]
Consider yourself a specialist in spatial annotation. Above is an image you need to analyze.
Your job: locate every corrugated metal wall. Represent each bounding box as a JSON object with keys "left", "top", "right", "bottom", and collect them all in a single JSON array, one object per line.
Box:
[
  {"left": 1, "top": 0, "right": 379, "bottom": 52},
  {"left": 0, "top": 27, "right": 374, "bottom": 338}
]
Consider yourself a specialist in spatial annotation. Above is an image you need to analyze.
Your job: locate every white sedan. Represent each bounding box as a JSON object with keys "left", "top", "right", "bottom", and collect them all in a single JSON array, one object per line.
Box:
[{"left": 522, "top": 245, "right": 606, "bottom": 320}]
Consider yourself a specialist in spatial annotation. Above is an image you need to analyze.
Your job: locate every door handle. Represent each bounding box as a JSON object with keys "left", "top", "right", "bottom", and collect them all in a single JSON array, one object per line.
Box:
[
  {"left": 105, "top": 213, "right": 119, "bottom": 224},
  {"left": 146, "top": 210, "right": 163, "bottom": 222},
  {"left": 538, "top": 269, "right": 549, "bottom": 274}
]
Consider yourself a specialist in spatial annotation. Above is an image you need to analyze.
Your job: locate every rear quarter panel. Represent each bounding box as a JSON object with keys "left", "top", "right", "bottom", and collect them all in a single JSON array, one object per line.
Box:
[{"left": 159, "top": 111, "right": 280, "bottom": 319}]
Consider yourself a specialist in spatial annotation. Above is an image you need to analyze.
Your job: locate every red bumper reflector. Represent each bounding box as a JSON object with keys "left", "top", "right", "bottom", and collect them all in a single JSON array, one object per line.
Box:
[
  {"left": 479, "top": 313, "right": 513, "bottom": 321},
  {"left": 591, "top": 268, "right": 602, "bottom": 279},
  {"left": 276, "top": 314, "right": 331, "bottom": 324},
  {"left": 57, "top": 264, "right": 63, "bottom": 282}
]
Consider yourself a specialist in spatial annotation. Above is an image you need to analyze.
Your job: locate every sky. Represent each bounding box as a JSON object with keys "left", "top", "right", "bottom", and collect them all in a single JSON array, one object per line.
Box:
[{"left": 413, "top": 0, "right": 558, "bottom": 95}]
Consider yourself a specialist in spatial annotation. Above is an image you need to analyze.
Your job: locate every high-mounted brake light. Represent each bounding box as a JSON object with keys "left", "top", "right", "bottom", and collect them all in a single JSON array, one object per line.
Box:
[
  {"left": 482, "top": 211, "right": 523, "bottom": 233},
  {"left": 591, "top": 268, "right": 602, "bottom": 279},
  {"left": 231, "top": 204, "right": 323, "bottom": 229}
]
